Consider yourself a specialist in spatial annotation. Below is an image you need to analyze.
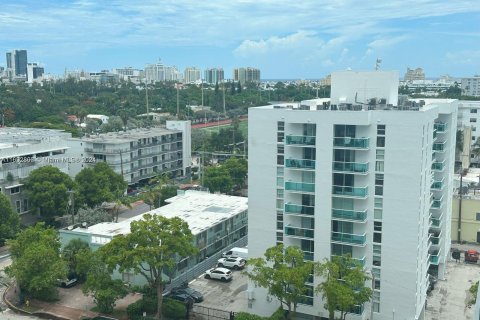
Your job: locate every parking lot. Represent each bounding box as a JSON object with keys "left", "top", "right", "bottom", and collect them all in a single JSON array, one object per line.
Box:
[
  {"left": 426, "top": 258, "right": 479, "bottom": 320},
  {"left": 188, "top": 267, "right": 249, "bottom": 313}
]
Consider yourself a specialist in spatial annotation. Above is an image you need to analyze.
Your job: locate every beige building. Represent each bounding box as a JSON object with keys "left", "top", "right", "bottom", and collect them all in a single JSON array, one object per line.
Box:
[{"left": 452, "top": 195, "right": 480, "bottom": 243}]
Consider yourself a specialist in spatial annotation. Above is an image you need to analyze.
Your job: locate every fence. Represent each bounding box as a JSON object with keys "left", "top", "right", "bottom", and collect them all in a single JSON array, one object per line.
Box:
[
  {"left": 191, "top": 305, "right": 234, "bottom": 320},
  {"left": 167, "top": 236, "right": 248, "bottom": 290}
]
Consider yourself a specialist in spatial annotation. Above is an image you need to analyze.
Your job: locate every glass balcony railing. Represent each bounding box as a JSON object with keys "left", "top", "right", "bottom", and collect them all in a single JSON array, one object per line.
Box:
[
  {"left": 433, "top": 142, "right": 445, "bottom": 152},
  {"left": 431, "top": 218, "right": 441, "bottom": 227},
  {"left": 331, "top": 232, "right": 366, "bottom": 246},
  {"left": 432, "top": 199, "right": 442, "bottom": 209},
  {"left": 285, "top": 225, "right": 314, "bottom": 239},
  {"left": 331, "top": 255, "right": 366, "bottom": 267},
  {"left": 285, "top": 182, "right": 315, "bottom": 193},
  {"left": 285, "top": 135, "right": 316, "bottom": 146},
  {"left": 431, "top": 162, "right": 444, "bottom": 171},
  {"left": 332, "top": 161, "right": 369, "bottom": 173},
  {"left": 285, "top": 203, "right": 315, "bottom": 216},
  {"left": 285, "top": 159, "right": 315, "bottom": 170},
  {"left": 332, "top": 186, "right": 368, "bottom": 198},
  {"left": 431, "top": 237, "right": 440, "bottom": 245},
  {"left": 303, "top": 251, "right": 314, "bottom": 261},
  {"left": 332, "top": 208, "right": 367, "bottom": 222},
  {"left": 434, "top": 122, "right": 446, "bottom": 133},
  {"left": 431, "top": 181, "right": 443, "bottom": 190},
  {"left": 333, "top": 137, "right": 369, "bottom": 149},
  {"left": 350, "top": 304, "right": 365, "bottom": 315},
  {"left": 430, "top": 254, "right": 439, "bottom": 264}
]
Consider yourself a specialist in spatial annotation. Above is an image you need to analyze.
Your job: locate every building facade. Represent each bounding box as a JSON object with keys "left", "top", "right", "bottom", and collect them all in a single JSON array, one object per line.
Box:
[
  {"left": 184, "top": 67, "right": 201, "bottom": 84},
  {"left": 456, "top": 100, "right": 480, "bottom": 165},
  {"left": 26, "top": 63, "right": 44, "bottom": 83},
  {"left": 59, "top": 190, "right": 248, "bottom": 287},
  {"left": 461, "top": 77, "right": 480, "bottom": 97},
  {"left": 6, "top": 50, "right": 28, "bottom": 77},
  {"left": 233, "top": 67, "right": 260, "bottom": 84},
  {"left": 404, "top": 67, "right": 425, "bottom": 81},
  {"left": 0, "top": 128, "right": 73, "bottom": 216},
  {"left": 204, "top": 68, "right": 224, "bottom": 84},
  {"left": 145, "top": 61, "right": 181, "bottom": 83},
  {"left": 248, "top": 71, "right": 456, "bottom": 320},
  {"left": 75, "top": 121, "right": 192, "bottom": 185}
]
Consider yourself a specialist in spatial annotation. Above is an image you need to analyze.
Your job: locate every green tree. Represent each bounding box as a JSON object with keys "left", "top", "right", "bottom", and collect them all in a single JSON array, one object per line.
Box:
[
  {"left": 62, "top": 239, "right": 90, "bottom": 280},
  {"left": 100, "top": 214, "right": 197, "bottom": 319},
  {"left": 112, "top": 197, "right": 133, "bottom": 223},
  {"left": 244, "top": 244, "right": 315, "bottom": 319},
  {"left": 203, "top": 165, "right": 233, "bottom": 193},
  {"left": 224, "top": 157, "right": 248, "bottom": 187},
  {"left": 82, "top": 251, "right": 128, "bottom": 313},
  {"left": 315, "top": 255, "right": 372, "bottom": 320},
  {"left": 0, "top": 193, "right": 20, "bottom": 246},
  {"left": 25, "top": 166, "right": 75, "bottom": 219},
  {"left": 75, "top": 162, "right": 127, "bottom": 208},
  {"left": 76, "top": 207, "right": 112, "bottom": 225},
  {"left": 6, "top": 223, "right": 67, "bottom": 300}
]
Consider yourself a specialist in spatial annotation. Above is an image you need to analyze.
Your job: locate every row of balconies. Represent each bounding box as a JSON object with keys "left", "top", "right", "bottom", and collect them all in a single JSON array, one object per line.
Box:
[{"left": 285, "top": 135, "right": 369, "bottom": 149}]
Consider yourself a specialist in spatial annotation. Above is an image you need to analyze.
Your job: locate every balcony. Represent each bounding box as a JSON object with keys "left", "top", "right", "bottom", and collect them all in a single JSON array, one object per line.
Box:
[
  {"left": 331, "top": 232, "right": 366, "bottom": 246},
  {"left": 285, "top": 135, "right": 316, "bottom": 146},
  {"left": 285, "top": 159, "right": 315, "bottom": 170},
  {"left": 285, "top": 225, "right": 314, "bottom": 239},
  {"left": 433, "top": 142, "right": 445, "bottom": 152},
  {"left": 333, "top": 137, "right": 369, "bottom": 149},
  {"left": 434, "top": 122, "right": 447, "bottom": 133},
  {"left": 350, "top": 305, "right": 365, "bottom": 315},
  {"left": 284, "top": 203, "right": 315, "bottom": 216},
  {"left": 431, "top": 180, "right": 444, "bottom": 190},
  {"left": 331, "top": 208, "right": 367, "bottom": 222},
  {"left": 331, "top": 255, "right": 366, "bottom": 267},
  {"left": 431, "top": 161, "right": 444, "bottom": 171},
  {"left": 432, "top": 197, "right": 443, "bottom": 209},
  {"left": 430, "top": 253, "right": 439, "bottom": 265},
  {"left": 430, "top": 233, "right": 441, "bottom": 245},
  {"left": 431, "top": 218, "right": 441, "bottom": 228},
  {"left": 285, "top": 182, "right": 315, "bottom": 193},
  {"left": 332, "top": 186, "right": 368, "bottom": 198},
  {"left": 332, "top": 161, "right": 369, "bottom": 174}
]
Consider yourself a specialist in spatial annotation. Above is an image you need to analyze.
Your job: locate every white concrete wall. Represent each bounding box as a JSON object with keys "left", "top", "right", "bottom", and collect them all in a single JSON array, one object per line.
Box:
[{"left": 166, "top": 120, "right": 192, "bottom": 174}]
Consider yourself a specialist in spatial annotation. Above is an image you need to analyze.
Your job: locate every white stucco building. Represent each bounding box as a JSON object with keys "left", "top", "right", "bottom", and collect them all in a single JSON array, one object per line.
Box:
[
  {"left": 248, "top": 71, "right": 456, "bottom": 320},
  {"left": 457, "top": 101, "right": 480, "bottom": 165}
]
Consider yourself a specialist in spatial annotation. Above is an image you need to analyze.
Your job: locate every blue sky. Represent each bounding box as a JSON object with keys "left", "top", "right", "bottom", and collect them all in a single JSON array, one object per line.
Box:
[{"left": 1, "top": 0, "right": 479, "bottom": 79}]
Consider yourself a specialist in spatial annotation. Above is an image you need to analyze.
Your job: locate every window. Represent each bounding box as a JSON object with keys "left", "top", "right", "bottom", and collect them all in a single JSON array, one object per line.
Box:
[
  {"left": 471, "top": 118, "right": 477, "bottom": 123},
  {"left": 377, "top": 125, "right": 386, "bottom": 135},
  {"left": 373, "top": 232, "right": 382, "bottom": 243},
  {"left": 373, "top": 255, "right": 381, "bottom": 267},
  {"left": 16, "top": 200, "right": 21, "bottom": 213},
  {"left": 374, "top": 279, "right": 381, "bottom": 290},
  {"left": 376, "top": 136, "right": 385, "bottom": 147},
  {"left": 374, "top": 197, "right": 383, "bottom": 208},
  {"left": 277, "top": 155, "right": 284, "bottom": 165},
  {"left": 10, "top": 186, "right": 20, "bottom": 194},
  {"left": 374, "top": 208, "right": 383, "bottom": 220},
  {"left": 276, "top": 231, "right": 283, "bottom": 242},
  {"left": 374, "top": 221, "right": 382, "bottom": 232},
  {"left": 277, "top": 145, "right": 284, "bottom": 154},
  {"left": 277, "top": 189, "right": 284, "bottom": 198},
  {"left": 476, "top": 212, "right": 480, "bottom": 221},
  {"left": 375, "top": 161, "right": 384, "bottom": 172},
  {"left": 23, "top": 199, "right": 28, "bottom": 211},
  {"left": 278, "top": 121, "right": 285, "bottom": 131},
  {"left": 376, "top": 150, "right": 385, "bottom": 160},
  {"left": 277, "top": 132, "right": 284, "bottom": 143},
  {"left": 373, "top": 302, "right": 380, "bottom": 313},
  {"left": 277, "top": 167, "right": 284, "bottom": 177},
  {"left": 471, "top": 109, "right": 478, "bottom": 113},
  {"left": 375, "top": 186, "right": 383, "bottom": 196}
]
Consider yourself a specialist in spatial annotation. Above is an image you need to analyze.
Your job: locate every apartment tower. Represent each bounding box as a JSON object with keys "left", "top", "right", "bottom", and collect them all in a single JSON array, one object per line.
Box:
[{"left": 248, "top": 71, "right": 456, "bottom": 320}]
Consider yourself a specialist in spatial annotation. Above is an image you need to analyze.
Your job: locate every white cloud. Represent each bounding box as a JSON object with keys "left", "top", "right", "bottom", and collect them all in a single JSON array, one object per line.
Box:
[{"left": 446, "top": 50, "right": 480, "bottom": 64}]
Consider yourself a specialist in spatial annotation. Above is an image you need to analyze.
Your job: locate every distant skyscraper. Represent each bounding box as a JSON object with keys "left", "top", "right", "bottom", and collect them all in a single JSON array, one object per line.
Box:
[
  {"left": 26, "top": 63, "right": 44, "bottom": 83},
  {"left": 5, "top": 50, "right": 28, "bottom": 77},
  {"left": 184, "top": 67, "right": 201, "bottom": 84},
  {"left": 145, "top": 60, "right": 181, "bottom": 83},
  {"left": 233, "top": 67, "right": 260, "bottom": 84},
  {"left": 404, "top": 67, "right": 425, "bottom": 81},
  {"left": 204, "top": 68, "right": 224, "bottom": 84}
]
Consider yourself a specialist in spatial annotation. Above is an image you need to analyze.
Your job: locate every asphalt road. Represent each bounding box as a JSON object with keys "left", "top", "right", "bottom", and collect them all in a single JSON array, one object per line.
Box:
[{"left": 117, "top": 202, "right": 151, "bottom": 221}]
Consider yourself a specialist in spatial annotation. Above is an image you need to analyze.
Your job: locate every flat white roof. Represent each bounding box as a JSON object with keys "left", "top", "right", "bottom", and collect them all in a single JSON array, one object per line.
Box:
[{"left": 70, "top": 190, "right": 248, "bottom": 237}]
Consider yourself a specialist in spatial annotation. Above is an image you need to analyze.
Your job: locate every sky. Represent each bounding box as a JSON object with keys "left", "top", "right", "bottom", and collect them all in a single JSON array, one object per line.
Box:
[{"left": 1, "top": 0, "right": 479, "bottom": 79}]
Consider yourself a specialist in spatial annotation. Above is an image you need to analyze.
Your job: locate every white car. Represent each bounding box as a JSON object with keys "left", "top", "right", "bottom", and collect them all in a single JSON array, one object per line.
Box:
[
  {"left": 204, "top": 267, "right": 233, "bottom": 281},
  {"left": 217, "top": 257, "right": 246, "bottom": 270}
]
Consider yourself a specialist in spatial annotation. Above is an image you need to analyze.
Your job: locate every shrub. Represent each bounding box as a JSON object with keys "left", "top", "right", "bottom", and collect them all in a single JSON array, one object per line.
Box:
[
  {"left": 126, "top": 300, "right": 144, "bottom": 320},
  {"left": 162, "top": 298, "right": 187, "bottom": 319}
]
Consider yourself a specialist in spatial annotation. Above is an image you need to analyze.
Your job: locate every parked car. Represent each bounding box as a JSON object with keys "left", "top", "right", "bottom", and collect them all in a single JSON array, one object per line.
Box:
[
  {"left": 57, "top": 277, "right": 78, "bottom": 288},
  {"left": 204, "top": 267, "right": 233, "bottom": 281},
  {"left": 166, "top": 293, "right": 194, "bottom": 309},
  {"left": 170, "top": 287, "right": 204, "bottom": 302},
  {"left": 217, "top": 257, "right": 246, "bottom": 270}
]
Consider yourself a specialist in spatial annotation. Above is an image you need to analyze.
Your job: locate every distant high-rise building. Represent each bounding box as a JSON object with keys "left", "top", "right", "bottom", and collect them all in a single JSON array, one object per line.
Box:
[
  {"left": 204, "top": 68, "right": 224, "bottom": 84},
  {"left": 26, "top": 63, "right": 44, "bottom": 83},
  {"left": 233, "top": 67, "right": 260, "bottom": 84},
  {"left": 184, "top": 67, "right": 201, "bottom": 84},
  {"left": 404, "top": 67, "right": 425, "bottom": 81},
  {"left": 6, "top": 50, "right": 28, "bottom": 77},
  {"left": 461, "top": 76, "right": 480, "bottom": 97},
  {"left": 145, "top": 60, "right": 181, "bottom": 83}
]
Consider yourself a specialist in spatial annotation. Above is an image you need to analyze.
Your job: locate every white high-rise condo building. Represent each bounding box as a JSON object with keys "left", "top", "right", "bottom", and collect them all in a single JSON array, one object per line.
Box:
[
  {"left": 184, "top": 67, "right": 201, "bottom": 84},
  {"left": 248, "top": 71, "right": 456, "bottom": 320}
]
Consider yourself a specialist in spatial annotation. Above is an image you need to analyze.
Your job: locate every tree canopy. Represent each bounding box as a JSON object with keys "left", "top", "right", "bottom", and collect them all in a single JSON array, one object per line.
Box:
[
  {"left": 25, "top": 166, "right": 75, "bottom": 219},
  {"left": 0, "top": 192, "right": 20, "bottom": 246},
  {"left": 99, "top": 214, "right": 197, "bottom": 319},
  {"left": 244, "top": 244, "right": 315, "bottom": 319},
  {"left": 315, "top": 255, "right": 372, "bottom": 320},
  {"left": 75, "top": 161, "right": 127, "bottom": 208},
  {"left": 6, "top": 223, "right": 67, "bottom": 300},
  {"left": 202, "top": 165, "right": 233, "bottom": 194}
]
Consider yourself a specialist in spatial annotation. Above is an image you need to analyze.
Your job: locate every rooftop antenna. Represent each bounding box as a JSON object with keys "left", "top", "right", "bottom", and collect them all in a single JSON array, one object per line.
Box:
[{"left": 375, "top": 58, "right": 382, "bottom": 71}]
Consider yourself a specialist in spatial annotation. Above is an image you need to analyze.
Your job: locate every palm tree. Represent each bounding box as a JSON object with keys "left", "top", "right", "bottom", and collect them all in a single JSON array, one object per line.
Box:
[{"left": 112, "top": 197, "right": 133, "bottom": 223}]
